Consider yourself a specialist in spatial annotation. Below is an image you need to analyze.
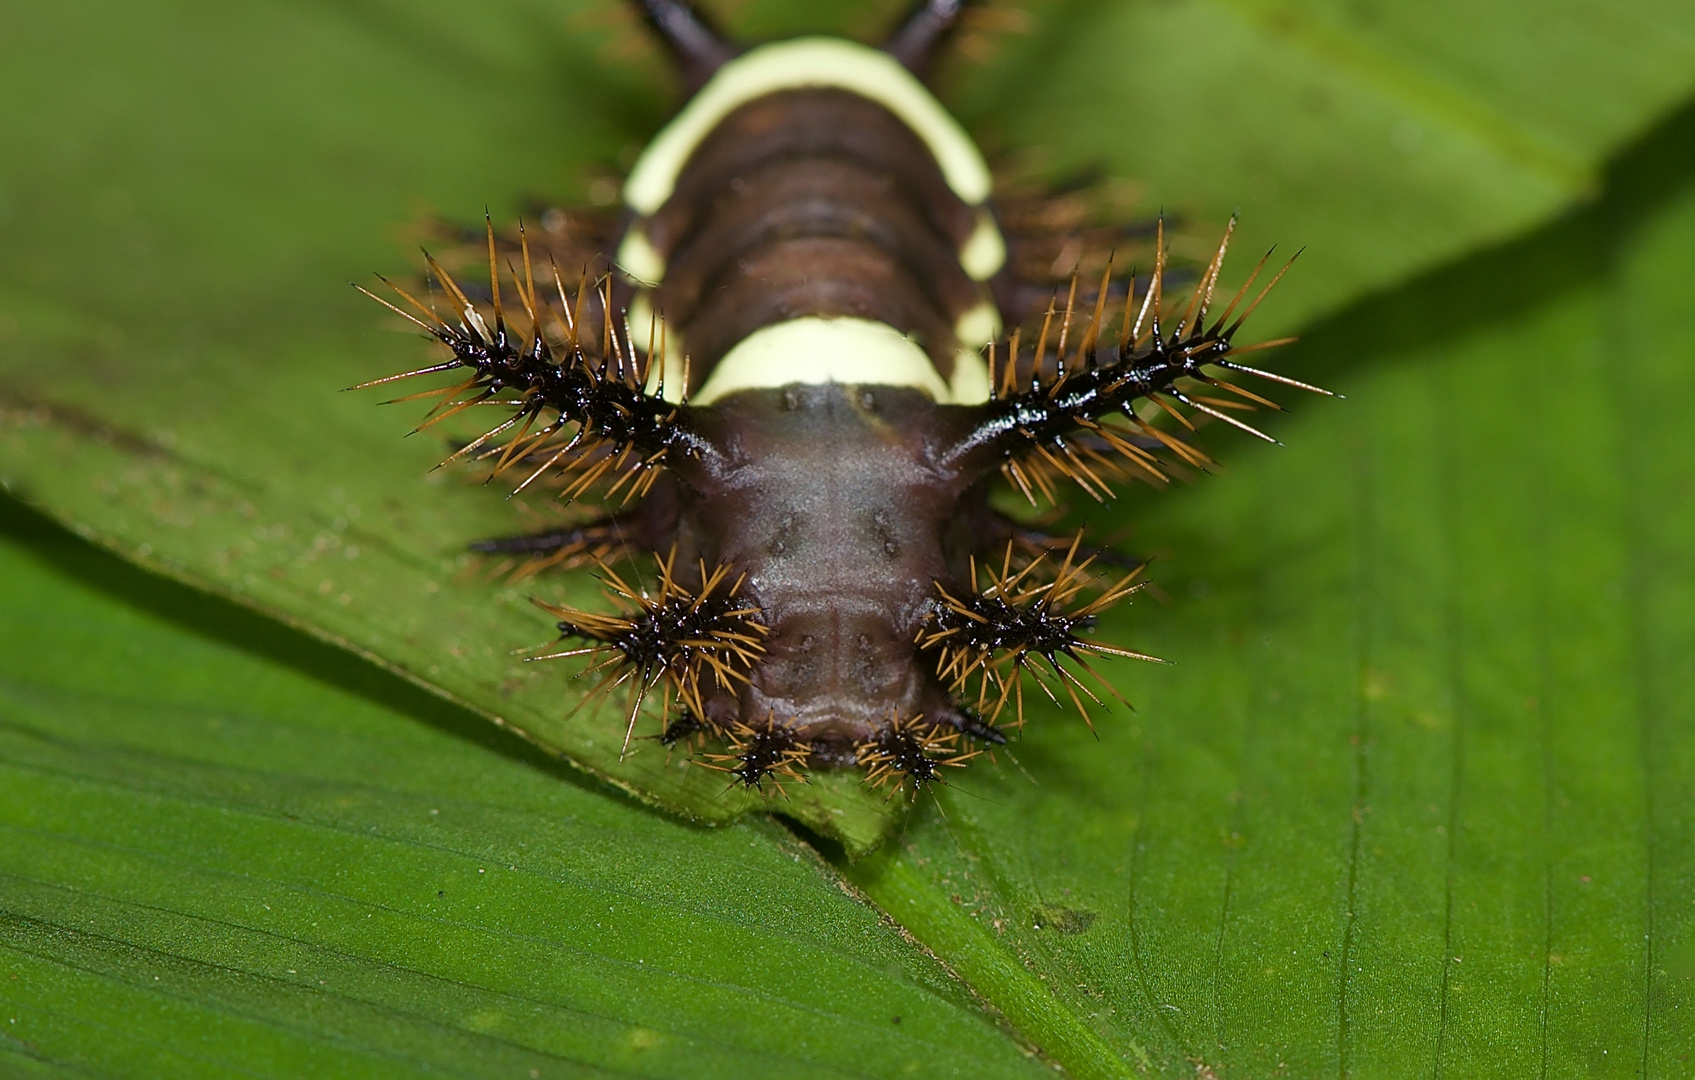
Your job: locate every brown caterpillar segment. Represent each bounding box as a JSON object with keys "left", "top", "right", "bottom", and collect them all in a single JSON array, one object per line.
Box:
[
  {"left": 636, "top": 86, "right": 984, "bottom": 384},
  {"left": 357, "top": 1, "right": 1329, "bottom": 796}
]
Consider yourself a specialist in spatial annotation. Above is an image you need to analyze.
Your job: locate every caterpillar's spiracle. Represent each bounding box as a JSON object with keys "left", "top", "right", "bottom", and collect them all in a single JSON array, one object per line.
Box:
[{"left": 357, "top": 0, "right": 1326, "bottom": 794}]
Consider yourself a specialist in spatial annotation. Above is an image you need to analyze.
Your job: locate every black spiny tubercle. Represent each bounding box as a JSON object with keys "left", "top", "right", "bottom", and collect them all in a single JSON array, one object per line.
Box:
[
  {"left": 920, "top": 538, "right": 1158, "bottom": 731},
  {"left": 707, "top": 722, "right": 813, "bottom": 794},
  {"left": 528, "top": 553, "right": 768, "bottom": 759},
  {"left": 353, "top": 223, "right": 704, "bottom": 505},
  {"left": 355, "top": 0, "right": 1331, "bottom": 799},
  {"left": 953, "top": 218, "right": 1320, "bottom": 507},
  {"left": 856, "top": 717, "right": 978, "bottom": 795}
]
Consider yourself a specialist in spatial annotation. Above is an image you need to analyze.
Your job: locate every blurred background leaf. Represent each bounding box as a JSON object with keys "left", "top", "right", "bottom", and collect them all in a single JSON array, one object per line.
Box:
[{"left": 0, "top": 0, "right": 1692, "bottom": 1074}]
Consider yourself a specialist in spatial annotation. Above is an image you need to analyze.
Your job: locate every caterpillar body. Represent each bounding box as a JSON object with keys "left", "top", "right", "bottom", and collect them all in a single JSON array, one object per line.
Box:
[{"left": 358, "top": 0, "right": 1324, "bottom": 794}]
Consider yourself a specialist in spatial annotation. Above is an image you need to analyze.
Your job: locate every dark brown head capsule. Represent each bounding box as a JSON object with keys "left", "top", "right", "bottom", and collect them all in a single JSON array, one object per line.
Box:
[{"left": 358, "top": 0, "right": 1326, "bottom": 792}]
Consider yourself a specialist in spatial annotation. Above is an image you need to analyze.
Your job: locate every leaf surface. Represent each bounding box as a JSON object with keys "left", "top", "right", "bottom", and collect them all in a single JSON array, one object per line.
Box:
[
  {"left": 1, "top": 3, "right": 1694, "bottom": 1072},
  {"left": 2, "top": 0, "right": 1693, "bottom": 840}
]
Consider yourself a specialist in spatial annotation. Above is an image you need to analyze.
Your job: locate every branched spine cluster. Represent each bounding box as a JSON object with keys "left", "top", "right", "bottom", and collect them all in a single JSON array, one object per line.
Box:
[
  {"left": 353, "top": 221, "right": 703, "bottom": 502},
  {"left": 909, "top": 219, "right": 1329, "bottom": 738},
  {"left": 529, "top": 552, "right": 768, "bottom": 759},
  {"left": 703, "top": 722, "right": 813, "bottom": 795},
  {"left": 919, "top": 539, "right": 1160, "bottom": 729},
  {"left": 954, "top": 218, "right": 1330, "bottom": 505},
  {"left": 855, "top": 716, "right": 978, "bottom": 793}
]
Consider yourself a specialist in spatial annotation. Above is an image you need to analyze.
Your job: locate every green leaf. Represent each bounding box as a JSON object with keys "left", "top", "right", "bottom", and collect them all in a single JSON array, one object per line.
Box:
[
  {"left": 843, "top": 112, "right": 1695, "bottom": 1075},
  {"left": 1, "top": 1, "right": 1693, "bottom": 1074},
  {"left": 3, "top": 1, "right": 1694, "bottom": 842},
  {"left": 0, "top": 504, "right": 1050, "bottom": 1078}
]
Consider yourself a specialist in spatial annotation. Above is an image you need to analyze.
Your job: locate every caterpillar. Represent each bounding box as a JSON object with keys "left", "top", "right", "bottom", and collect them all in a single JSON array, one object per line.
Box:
[{"left": 356, "top": 0, "right": 1325, "bottom": 795}]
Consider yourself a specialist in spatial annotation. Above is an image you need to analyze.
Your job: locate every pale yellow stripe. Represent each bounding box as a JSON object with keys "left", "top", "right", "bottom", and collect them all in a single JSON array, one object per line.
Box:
[{"left": 624, "top": 37, "right": 993, "bottom": 215}]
